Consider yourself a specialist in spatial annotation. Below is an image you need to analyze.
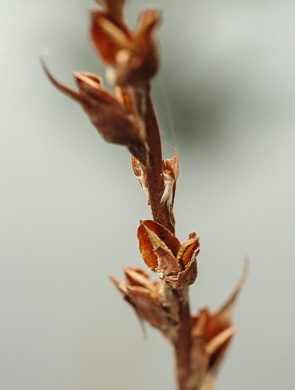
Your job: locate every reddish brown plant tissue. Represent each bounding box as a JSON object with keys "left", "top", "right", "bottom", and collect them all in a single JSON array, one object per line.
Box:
[
  {"left": 138, "top": 220, "right": 199, "bottom": 289},
  {"left": 91, "top": 0, "right": 161, "bottom": 85},
  {"left": 43, "top": 1, "right": 247, "bottom": 389}
]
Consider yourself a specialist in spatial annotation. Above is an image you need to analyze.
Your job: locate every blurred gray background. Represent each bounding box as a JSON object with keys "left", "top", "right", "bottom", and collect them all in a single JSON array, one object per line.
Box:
[{"left": 1, "top": 0, "right": 295, "bottom": 389}]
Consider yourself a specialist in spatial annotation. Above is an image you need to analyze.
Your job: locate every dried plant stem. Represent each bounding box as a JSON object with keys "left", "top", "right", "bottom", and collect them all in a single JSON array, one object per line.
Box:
[
  {"left": 174, "top": 290, "right": 193, "bottom": 390},
  {"left": 135, "top": 86, "right": 175, "bottom": 234},
  {"left": 137, "top": 87, "right": 193, "bottom": 389}
]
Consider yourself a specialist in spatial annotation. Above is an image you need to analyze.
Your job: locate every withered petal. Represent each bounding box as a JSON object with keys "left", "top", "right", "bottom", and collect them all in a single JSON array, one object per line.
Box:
[
  {"left": 163, "top": 149, "right": 179, "bottom": 181},
  {"left": 109, "top": 274, "right": 127, "bottom": 295},
  {"left": 189, "top": 263, "right": 247, "bottom": 378},
  {"left": 91, "top": 11, "right": 132, "bottom": 67},
  {"left": 131, "top": 156, "right": 150, "bottom": 201},
  {"left": 155, "top": 246, "right": 182, "bottom": 280},
  {"left": 41, "top": 59, "right": 82, "bottom": 103},
  {"left": 91, "top": 7, "right": 161, "bottom": 85},
  {"left": 79, "top": 98, "right": 148, "bottom": 164},
  {"left": 140, "top": 220, "right": 181, "bottom": 256},
  {"left": 43, "top": 63, "right": 148, "bottom": 165},
  {"left": 205, "top": 326, "right": 236, "bottom": 356},
  {"left": 191, "top": 309, "right": 209, "bottom": 337},
  {"left": 115, "top": 85, "right": 137, "bottom": 114},
  {"left": 73, "top": 72, "right": 121, "bottom": 106},
  {"left": 190, "top": 321, "right": 236, "bottom": 385},
  {"left": 165, "top": 256, "right": 197, "bottom": 289},
  {"left": 207, "top": 333, "right": 235, "bottom": 374},
  {"left": 190, "top": 260, "right": 248, "bottom": 379},
  {"left": 123, "top": 266, "right": 159, "bottom": 297},
  {"left": 73, "top": 72, "right": 103, "bottom": 91},
  {"left": 93, "top": 13, "right": 132, "bottom": 48},
  {"left": 138, "top": 220, "right": 181, "bottom": 272},
  {"left": 130, "top": 9, "right": 161, "bottom": 84},
  {"left": 123, "top": 266, "right": 150, "bottom": 282},
  {"left": 138, "top": 222, "right": 158, "bottom": 269},
  {"left": 126, "top": 285, "right": 169, "bottom": 330},
  {"left": 95, "top": 0, "right": 126, "bottom": 22},
  {"left": 131, "top": 154, "right": 142, "bottom": 177},
  {"left": 176, "top": 232, "right": 200, "bottom": 268},
  {"left": 134, "top": 8, "right": 162, "bottom": 43}
]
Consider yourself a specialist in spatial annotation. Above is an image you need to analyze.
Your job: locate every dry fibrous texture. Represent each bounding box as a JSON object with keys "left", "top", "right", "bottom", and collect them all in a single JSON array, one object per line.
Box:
[{"left": 43, "top": 1, "right": 247, "bottom": 389}]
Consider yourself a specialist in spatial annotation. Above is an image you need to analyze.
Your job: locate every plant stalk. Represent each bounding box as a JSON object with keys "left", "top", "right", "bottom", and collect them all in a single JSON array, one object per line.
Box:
[{"left": 138, "top": 87, "right": 193, "bottom": 389}]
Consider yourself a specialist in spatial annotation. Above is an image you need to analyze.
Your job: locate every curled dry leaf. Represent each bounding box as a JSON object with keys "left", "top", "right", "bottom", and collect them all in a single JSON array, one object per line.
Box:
[
  {"left": 91, "top": 2, "right": 161, "bottom": 86},
  {"left": 138, "top": 220, "right": 200, "bottom": 289},
  {"left": 41, "top": 61, "right": 148, "bottom": 165}
]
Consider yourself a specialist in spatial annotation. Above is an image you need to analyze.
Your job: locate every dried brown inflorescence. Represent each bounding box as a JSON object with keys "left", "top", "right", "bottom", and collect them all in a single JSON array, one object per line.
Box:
[
  {"left": 111, "top": 263, "right": 247, "bottom": 389},
  {"left": 43, "top": 1, "right": 247, "bottom": 389},
  {"left": 41, "top": 65, "right": 149, "bottom": 165},
  {"left": 138, "top": 220, "right": 199, "bottom": 289},
  {"left": 91, "top": 0, "right": 161, "bottom": 86}
]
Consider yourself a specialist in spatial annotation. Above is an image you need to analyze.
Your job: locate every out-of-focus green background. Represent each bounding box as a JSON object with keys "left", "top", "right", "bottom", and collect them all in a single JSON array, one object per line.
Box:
[{"left": 1, "top": 0, "right": 295, "bottom": 389}]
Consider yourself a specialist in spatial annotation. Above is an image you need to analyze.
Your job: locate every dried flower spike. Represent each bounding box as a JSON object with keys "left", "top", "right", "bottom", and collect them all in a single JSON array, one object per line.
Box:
[{"left": 43, "top": 1, "right": 247, "bottom": 389}]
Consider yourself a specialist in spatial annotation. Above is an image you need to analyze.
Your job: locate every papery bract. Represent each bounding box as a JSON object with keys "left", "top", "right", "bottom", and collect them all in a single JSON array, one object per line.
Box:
[
  {"left": 110, "top": 266, "right": 177, "bottom": 338},
  {"left": 42, "top": 62, "right": 148, "bottom": 165},
  {"left": 91, "top": 2, "right": 161, "bottom": 86},
  {"left": 138, "top": 220, "right": 200, "bottom": 289},
  {"left": 190, "top": 263, "right": 248, "bottom": 389}
]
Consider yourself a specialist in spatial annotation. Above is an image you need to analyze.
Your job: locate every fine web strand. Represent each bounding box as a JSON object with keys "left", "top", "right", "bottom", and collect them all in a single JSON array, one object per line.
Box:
[
  {"left": 154, "top": 0, "right": 179, "bottom": 156},
  {"left": 157, "top": 69, "right": 179, "bottom": 156}
]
